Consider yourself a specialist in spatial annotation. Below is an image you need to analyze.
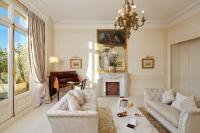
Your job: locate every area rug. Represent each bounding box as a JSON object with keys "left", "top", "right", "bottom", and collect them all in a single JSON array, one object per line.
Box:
[
  {"left": 98, "top": 107, "right": 117, "bottom": 133},
  {"left": 138, "top": 107, "right": 170, "bottom": 133}
]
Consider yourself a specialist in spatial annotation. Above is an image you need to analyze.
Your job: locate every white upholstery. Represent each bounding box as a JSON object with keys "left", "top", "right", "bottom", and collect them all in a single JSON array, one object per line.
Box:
[
  {"left": 161, "top": 89, "right": 175, "bottom": 104},
  {"left": 145, "top": 88, "right": 200, "bottom": 133},
  {"left": 47, "top": 89, "right": 98, "bottom": 133},
  {"left": 66, "top": 93, "right": 81, "bottom": 111},
  {"left": 171, "top": 92, "right": 189, "bottom": 111},
  {"left": 69, "top": 89, "right": 84, "bottom": 105},
  {"left": 147, "top": 100, "right": 180, "bottom": 127}
]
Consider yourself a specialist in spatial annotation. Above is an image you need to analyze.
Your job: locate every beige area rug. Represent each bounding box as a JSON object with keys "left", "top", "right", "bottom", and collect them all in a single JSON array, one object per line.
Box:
[
  {"left": 98, "top": 107, "right": 117, "bottom": 133},
  {"left": 138, "top": 107, "right": 170, "bottom": 133}
]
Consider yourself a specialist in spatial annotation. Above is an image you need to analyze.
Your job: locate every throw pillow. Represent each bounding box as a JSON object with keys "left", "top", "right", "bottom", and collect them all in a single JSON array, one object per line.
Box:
[
  {"left": 181, "top": 96, "right": 197, "bottom": 110},
  {"left": 171, "top": 92, "right": 188, "bottom": 111},
  {"left": 58, "top": 100, "right": 68, "bottom": 110},
  {"left": 66, "top": 93, "right": 80, "bottom": 111},
  {"left": 70, "top": 89, "right": 84, "bottom": 105},
  {"left": 161, "top": 89, "right": 175, "bottom": 104}
]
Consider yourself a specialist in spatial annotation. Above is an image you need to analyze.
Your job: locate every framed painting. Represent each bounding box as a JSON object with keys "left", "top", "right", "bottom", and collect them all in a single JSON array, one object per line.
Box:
[
  {"left": 97, "top": 29, "right": 126, "bottom": 46},
  {"left": 142, "top": 58, "right": 154, "bottom": 69},
  {"left": 70, "top": 59, "right": 82, "bottom": 69}
]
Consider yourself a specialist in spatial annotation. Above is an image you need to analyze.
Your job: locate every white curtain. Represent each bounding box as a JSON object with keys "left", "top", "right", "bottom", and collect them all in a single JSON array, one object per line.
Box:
[{"left": 28, "top": 10, "right": 49, "bottom": 107}]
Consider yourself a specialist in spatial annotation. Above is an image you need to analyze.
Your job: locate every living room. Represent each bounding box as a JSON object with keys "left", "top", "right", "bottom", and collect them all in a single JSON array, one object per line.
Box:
[{"left": 0, "top": 0, "right": 200, "bottom": 133}]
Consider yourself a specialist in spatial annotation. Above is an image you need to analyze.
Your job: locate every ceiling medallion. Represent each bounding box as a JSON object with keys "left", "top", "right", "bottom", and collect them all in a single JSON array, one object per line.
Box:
[{"left": 114, "top": 0, "right": 146, "bottom": 39}]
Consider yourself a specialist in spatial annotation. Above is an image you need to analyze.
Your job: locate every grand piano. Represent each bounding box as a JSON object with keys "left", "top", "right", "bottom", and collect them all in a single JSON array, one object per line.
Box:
[{"left": 49, "top": 71, "right": 80, "bottom": 101}]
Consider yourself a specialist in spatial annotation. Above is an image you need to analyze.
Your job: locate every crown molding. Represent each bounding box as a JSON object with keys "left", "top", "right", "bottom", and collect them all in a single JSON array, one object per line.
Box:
[
  {"left": 54, "top": 20, "right": 168, "bottom": 29},
  {"left": 167, "top": 0, "right": 200, "bottom": 28},
  {"left": 19, "top": 0, "right": 49, "bottom": 22}
]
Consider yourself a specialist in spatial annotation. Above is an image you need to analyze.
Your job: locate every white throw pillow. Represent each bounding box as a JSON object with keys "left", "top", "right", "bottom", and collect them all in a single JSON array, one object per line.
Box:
[
  {"left": 66, "top": 93, "right": 80, "bottom": 111},
  {"left": 58, "top": 100, "right": 68, "bottom": 110},
  {"left": 181, "top": 96, "right": 197, "bottom": 110},
  {"left": 171, "top": 92, "right": 189, "bottom": 111},
  {"left": 161, "top": 89, "right": 175, "bottom": 104},
  {"left": 70, "top": 89, "right": 84, "bottom": 105}
]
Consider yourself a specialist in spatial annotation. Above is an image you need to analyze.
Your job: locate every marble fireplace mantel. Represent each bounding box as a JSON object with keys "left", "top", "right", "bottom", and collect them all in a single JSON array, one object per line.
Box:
[{"left": 98, "top": 73, "right": 128, "bottom": 97}]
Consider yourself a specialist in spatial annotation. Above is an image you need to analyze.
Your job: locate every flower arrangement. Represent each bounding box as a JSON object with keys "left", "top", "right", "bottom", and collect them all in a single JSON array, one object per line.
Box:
[{"left": 107, "top": 49, "right": 119, "bottom": 67}]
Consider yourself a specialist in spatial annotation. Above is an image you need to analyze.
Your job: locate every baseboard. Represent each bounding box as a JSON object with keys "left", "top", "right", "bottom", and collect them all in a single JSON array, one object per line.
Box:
[{"left": 0, "top": 105, "right": 34, "bottom": 132}]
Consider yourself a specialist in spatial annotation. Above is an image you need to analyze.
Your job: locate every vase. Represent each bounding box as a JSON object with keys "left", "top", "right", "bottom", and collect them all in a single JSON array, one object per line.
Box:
[{"left": 108, "top": 66, "right": 116, "bottom": 72}]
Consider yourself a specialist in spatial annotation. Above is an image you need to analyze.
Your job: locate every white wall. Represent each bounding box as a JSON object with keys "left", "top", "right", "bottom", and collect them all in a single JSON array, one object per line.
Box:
[
  {"left": 167, "top": 12, "right": 200, "bottom": 88},
  {"left": 53, "top": 27, "right": 167, "bottom": 95},
  {"left": 128, "top": 29, "right": 167, "bottom": 95},
  {"left": 46, "top": 20, "right": 54, "bottom": 74},
  {"left": 168, "top": 12, "right": 200, "bottom": 45},
  {"left": 171, "top": 39, "right": 200, "bottom": 100},
  {"left": 53, "top": 28, "right": 97, "bottom": 88}
]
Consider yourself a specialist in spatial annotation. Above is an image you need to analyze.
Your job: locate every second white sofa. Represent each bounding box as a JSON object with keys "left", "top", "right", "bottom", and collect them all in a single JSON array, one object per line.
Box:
[
  {"left": 47, "top": 88, "right": 98, "bottom": 133},
  {"left": 144, "top": 88, "right": 200, "bottom": 133}
]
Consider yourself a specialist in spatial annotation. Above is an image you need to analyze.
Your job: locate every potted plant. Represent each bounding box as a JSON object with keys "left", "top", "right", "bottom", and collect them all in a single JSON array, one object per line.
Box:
[{"left": 107, "top": 50, "right": 119, "bottom": 72}]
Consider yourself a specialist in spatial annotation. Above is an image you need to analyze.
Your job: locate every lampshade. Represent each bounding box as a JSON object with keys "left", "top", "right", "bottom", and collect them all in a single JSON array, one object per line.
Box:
[{"left": 49, "top": 56, "right": 59, "bottom": 63}]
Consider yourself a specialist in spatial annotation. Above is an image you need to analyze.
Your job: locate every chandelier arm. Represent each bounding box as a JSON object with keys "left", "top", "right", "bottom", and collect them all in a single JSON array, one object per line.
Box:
[{"left": 138, "top": 18, "right": 146, "bottom": 27}]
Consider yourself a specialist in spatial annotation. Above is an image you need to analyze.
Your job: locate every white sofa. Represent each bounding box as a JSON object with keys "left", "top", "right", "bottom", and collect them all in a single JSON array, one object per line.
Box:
[
  {"left": 144, "top": 88, "right": 200, "bottom": 133},
  {"left": 47, "top": 89, "right": 98, "bottom": 133}
]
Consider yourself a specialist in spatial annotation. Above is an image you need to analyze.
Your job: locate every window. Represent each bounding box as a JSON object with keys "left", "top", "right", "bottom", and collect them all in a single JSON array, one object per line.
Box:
[
  {"left": 0, "top": 0, "right": 8, "bottom": 18},
  {"left": 0, "top": 0, "right": 29, "bottom": 98},
  {"left": 0, "top": 24, "right": 8, "bottom": 100},
  {"left": 14, "top": 30, "right": 29, "bottom": 95},
  {"left": 0, "top": 0, "right": 30, "bottom": 123},
  {"left": 14, "top": 10, "right": 28, "bottom": 28}
]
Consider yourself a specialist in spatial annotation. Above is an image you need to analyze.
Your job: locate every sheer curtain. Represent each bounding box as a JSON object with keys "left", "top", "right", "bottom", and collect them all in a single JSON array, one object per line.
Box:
[{"left": 28, "top": 10, "right": 49, "bottom": 107}]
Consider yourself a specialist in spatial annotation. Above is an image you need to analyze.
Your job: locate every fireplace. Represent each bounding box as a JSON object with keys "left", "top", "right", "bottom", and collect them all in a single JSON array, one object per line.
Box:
[
  {"left": 106, "top": 82, "right": 119, "bottom": 96},
  {"left": 98, "top": 73, "right": 128, "bottom": 96}
]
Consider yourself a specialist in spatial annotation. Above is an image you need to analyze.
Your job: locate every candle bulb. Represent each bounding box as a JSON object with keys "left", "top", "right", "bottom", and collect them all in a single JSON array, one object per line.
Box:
[
  {"left": 142, "top": 10, "right": 144, "bottom": 14},
  {"left": 142, "top": 10, "right": 144, "bottom": 17}
]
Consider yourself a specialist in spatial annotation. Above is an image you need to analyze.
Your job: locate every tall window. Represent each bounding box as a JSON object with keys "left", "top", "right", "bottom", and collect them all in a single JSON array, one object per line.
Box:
[
  {"left": 0, "top": 0, "right": 8, "bottom": 18},
  {"left": 14, "top": 30, "right": 29, "bottom": 95},
  {"left": 0, "top": 24, "right": 8, "bottom": 100},
  {"left": 0, "top": 0, "right": 29, "bottom": 99}
]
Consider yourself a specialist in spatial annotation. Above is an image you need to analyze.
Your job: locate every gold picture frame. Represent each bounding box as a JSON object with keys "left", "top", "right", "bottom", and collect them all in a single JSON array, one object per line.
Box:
[
  {"left": 142, "top": 58, "right": 154, "bottom": 69},
  {"left": 70, "top": 59, "right": 82, "bottom": 69}
]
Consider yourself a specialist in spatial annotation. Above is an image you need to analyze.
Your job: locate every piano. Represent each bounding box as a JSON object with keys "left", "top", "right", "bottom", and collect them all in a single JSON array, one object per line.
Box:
[{"left": 49, "top": 71, "right": 80, "bottom": 101}]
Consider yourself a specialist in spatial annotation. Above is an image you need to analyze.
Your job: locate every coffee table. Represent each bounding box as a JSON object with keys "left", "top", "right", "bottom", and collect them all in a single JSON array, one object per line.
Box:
[{"left": 112, "top": 105, "right": 159, "bottom": 133}]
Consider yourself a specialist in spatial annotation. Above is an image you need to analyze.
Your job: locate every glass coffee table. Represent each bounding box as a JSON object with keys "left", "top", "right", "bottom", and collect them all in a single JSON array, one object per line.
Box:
[{"left": 112, "top": 105, "right": 159, "bottom": 133}]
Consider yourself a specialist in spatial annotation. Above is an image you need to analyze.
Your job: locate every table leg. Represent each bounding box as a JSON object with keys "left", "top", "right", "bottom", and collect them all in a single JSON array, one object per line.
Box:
[{"left": 57, "top": 89, "right": 59, "bottom": 101}]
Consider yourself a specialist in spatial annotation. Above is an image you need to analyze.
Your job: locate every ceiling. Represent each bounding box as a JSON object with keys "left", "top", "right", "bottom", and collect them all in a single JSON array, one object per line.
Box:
[{"left": 29, "top": 0, "right": 199, "bottom": 24}]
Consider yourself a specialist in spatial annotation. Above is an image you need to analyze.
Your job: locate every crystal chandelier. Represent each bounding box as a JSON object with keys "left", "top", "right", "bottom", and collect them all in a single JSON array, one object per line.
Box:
[{"left": 114, "top": 0, "right": 146, "bottom": 39}]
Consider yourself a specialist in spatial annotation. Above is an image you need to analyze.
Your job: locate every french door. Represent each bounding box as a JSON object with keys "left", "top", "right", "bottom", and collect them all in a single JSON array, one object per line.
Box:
[{"left": 0, "top": 0, "right": 32, "bottom": 124}]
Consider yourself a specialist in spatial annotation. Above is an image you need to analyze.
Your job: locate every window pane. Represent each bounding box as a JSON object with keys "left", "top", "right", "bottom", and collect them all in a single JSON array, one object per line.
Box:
[
  {"left": 0, "top": 1, "right": 8, "bottom": 18},
  {"left": 14, "top": 30, "right": 29, "bottom": 95},
  {"left": 0, "top": 24, "right": 8, "bottom": 100},
  {"left": 14, "top": 10, "right": 27, "bottom": 28}
]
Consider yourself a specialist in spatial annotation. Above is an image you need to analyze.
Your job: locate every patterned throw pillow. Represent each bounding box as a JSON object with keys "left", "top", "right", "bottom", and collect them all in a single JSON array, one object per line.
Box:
[
  {"left": 161, "top": 89, "right": 175, "bottom": 104},
  {"left": 66, "top": 93, "right": 81, "bottom": 111},
  {"left": 69, "top": 89, "right": 84, "bottom": 105},
  {"left": 171, "top": 92, "right": 188, "bottom": 111},
  {"left": 181, "top": 96, "right": 197, "bottom": 110},
  {"left": 171, "top": 92, "right": 197, "bottom": 111}
]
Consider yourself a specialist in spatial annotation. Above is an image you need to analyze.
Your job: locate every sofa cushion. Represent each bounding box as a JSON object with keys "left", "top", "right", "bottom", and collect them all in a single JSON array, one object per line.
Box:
[
  {"left": 66, "top": 93, "right": 81, "bottom": 111},
  {"left": 162, "top": 89, "right": 175, "bottom": 104},
  {"left": 171, "top": 92, "right": 190, "bottom": 111},
  {"left": 58, "top": 95, "right": 69, "bottom": 110},
  {"left": 181, "top": 96, "right": 197, "bottom": 110},
  {"left": 81, "top": 101, "right": 97, "bottom": 111},
  {"left": 147, "top": 100, "right": 180, "bottom": 127},
  {"left": 69, "top": 89, "right": 84, "bottom": 105}
]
